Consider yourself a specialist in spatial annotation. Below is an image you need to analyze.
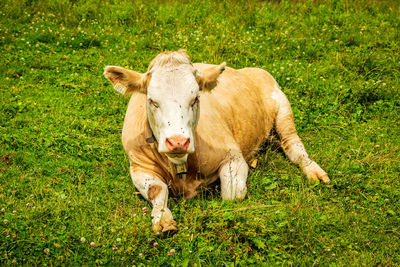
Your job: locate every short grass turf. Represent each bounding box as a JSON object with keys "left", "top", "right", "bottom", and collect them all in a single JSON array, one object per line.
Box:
[{"left": 1, "top": 0, "right": 400, "bottom": 265}]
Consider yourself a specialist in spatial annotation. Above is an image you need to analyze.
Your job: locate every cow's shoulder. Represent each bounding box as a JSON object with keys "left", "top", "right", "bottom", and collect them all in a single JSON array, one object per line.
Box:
[{"left": 122, "top": 93, "right": 169, "bottom": 178}]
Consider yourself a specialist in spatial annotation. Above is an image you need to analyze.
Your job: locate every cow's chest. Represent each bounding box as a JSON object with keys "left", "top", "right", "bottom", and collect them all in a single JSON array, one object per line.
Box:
[{"left": 163, "top": 154, "right": 220, "bottom": 199}]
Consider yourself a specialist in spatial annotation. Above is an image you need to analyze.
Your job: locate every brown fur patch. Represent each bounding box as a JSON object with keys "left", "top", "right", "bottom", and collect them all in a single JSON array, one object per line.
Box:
[{"left": 148, "top": 185, "right": 162, "bottom": 200}]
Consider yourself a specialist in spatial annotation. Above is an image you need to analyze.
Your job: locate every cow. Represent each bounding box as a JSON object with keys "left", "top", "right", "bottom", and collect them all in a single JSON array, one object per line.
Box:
[{"left": 104, "top": 50, "right": 330, "bottom": 233}]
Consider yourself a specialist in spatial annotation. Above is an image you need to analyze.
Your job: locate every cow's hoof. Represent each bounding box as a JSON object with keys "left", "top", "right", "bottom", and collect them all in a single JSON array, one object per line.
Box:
[
  {"left": 307, "top": 172, "right": 330, "bottom": 183},
  {"left": 153, "top": 219, "right": 179, "bottom": 235},
  {"left": 303, "top": 162, "right": 330, "bottom": 183}
]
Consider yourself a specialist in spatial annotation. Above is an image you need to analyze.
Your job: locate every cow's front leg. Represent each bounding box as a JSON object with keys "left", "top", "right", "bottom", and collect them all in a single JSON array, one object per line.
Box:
[
  {"left": 129, "top": 168, "right": 178, "bottom": 233},
  {"left": 219, "top": 152, "right": 248, "bottom": 200}
]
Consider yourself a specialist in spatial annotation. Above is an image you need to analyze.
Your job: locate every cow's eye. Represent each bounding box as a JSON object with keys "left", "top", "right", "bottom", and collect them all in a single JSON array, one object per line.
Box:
[
  {"left": 191, "top": 96, "right": 199, "bottom": 107},
  {"left": 149, "top": 99, "right": 159, "bottom": 108}
]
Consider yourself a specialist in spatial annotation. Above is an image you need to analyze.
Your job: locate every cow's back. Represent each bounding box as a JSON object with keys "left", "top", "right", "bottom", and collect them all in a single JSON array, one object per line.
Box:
[{"left": 194, "top": 64, "right": 277, "bottom": 162}]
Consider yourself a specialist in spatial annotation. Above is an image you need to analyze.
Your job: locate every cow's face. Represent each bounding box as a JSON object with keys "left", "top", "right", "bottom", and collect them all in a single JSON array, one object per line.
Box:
[
  {"left": 146, "top": 65, "right": 200, "bottom": 163},
  {"left": 104, "top": 51, "right": 225, "bottom": 164}
]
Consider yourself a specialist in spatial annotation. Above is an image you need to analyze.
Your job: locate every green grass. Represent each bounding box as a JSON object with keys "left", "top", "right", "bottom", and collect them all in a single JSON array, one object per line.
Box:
[{"left": 1, "top": 0, "right": 400, "bottom": 265}]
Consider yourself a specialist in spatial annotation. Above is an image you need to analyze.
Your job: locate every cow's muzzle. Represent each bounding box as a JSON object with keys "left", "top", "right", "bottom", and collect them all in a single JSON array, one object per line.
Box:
[{"left": 165, "top": 136, "right": 190, "bottom": 154}]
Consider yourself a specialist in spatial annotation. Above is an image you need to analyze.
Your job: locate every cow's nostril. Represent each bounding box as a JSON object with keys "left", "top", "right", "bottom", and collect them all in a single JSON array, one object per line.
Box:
[
  {"left": 166, "top": 139, "right": 174, "bottom": 147},
  {"left": 165, "top": 139, "right": 175, "bottom": 152}
]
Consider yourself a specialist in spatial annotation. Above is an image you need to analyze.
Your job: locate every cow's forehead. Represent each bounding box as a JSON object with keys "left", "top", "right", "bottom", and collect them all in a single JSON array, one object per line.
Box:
[{"left": 148, "top": 66, "right": 199, "bottom": 98}]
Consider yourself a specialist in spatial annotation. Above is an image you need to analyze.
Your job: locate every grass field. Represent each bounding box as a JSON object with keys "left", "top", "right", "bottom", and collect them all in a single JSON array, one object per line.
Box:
[{"left": 1, "top": 0, "right": 400, "bottom": 265}]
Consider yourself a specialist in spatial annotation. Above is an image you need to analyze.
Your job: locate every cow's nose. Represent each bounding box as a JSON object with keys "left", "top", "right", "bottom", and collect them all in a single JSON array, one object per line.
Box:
[{"left": 165, "top": 136, "right": 190, "bottom": 153}]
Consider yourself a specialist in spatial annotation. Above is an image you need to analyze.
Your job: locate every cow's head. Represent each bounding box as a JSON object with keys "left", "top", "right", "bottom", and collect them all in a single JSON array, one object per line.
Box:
[{"left": 104, "top": 51, "right": 225, "bottom": 164}]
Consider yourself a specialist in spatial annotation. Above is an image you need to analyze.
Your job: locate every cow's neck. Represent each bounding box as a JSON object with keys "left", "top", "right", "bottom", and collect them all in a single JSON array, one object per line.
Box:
[
  {"left": 145, "top": 120, "right": 188, "bottom": 180},
  {"left": 169, "top": 160, "right": 188, "bottom": 180}
]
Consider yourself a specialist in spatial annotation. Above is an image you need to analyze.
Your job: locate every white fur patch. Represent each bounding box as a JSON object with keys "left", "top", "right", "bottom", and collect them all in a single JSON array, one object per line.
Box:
[
  {"left": 219, "top": 153, "right": 248, "bottom": 200},
  {"left": 270, "top": 90, "right": 280, "bottom": 104},
  {"left": 147, "top": 66, "right": 199, "bottom": 156},
  {"left": 271, "top": 84, "right": 291, "bottom": 118},
  {"left": 271, "top": 84, "right": 283, "bottom": 104}
]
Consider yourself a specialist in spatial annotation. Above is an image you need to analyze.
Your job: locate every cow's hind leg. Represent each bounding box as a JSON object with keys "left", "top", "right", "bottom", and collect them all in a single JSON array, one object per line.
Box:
[
  {"left": 273, "top": 89, "right": 330, "bottom": 183},
  {"left": 130, "top": 167, "right": 178, "bottom": 233},
  {"left": 219, "top": 151, "right": 249, "bottom": 200}
]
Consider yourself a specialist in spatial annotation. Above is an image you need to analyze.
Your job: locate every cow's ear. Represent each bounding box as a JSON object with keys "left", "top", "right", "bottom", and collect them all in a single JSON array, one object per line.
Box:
[
  {"left": 104, "top": 66, "right": 151, "bottom": 95},
  {"left": 196, "top": 62, "right": 226, "bottom": 91}
]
